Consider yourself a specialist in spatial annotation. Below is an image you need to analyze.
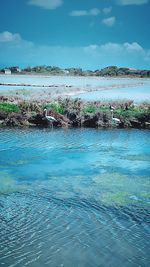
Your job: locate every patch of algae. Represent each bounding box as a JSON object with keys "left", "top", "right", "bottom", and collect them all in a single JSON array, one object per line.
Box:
[
  {"left": 92, "top": 172, "right": 150, "bottom": 205},
  {"left": 140, "top": 192, "right": 150, "bottom": 199},
  {"left": 92, "top": 172, "right": 131, "bottom": 189},
  {"left": 92, "top": 172, "right": 149, "bottom": 188},
  {"left": 123, "top": 154, "right": 150, "bottom": 162},
  {"left": 10, "top": 159, "right": 28, "bottom": 166},
  {"left": 0, "top": 171, "right": 27, "bottom": 193},
  {"left": 0, "top": 171, "right": 16, "bottom": 193},
  {"left": 99, "top": 192, "right": 130, "bottom": 205}
]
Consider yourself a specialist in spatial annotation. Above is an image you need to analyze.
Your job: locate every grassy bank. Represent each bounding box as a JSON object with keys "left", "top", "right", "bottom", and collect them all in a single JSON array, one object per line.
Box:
[{"left": 0, "top": 98, "right": 150, "bottom": 129}]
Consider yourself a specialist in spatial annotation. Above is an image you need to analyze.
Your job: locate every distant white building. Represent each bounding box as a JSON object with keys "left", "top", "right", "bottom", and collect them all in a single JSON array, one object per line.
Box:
[
  {"left": 62, "top": 69, "right": 69, "bottom": 74},
  {"left": 16, "top": 67, "right": 21, "bottom": 73},
  {"left": 10, "top": 66, "right": 21, "bottom": 73},
  {"left": 4, "top": 69, "right": 11, "bottom": 75},
  {"left": 129, "top": 68, "right": 137, "bottom": 70}
]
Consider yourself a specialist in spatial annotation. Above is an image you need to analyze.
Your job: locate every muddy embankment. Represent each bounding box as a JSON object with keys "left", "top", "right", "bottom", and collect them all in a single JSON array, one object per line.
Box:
[{"left": 0, "top": 96, "right": 150, "bottom": 129}]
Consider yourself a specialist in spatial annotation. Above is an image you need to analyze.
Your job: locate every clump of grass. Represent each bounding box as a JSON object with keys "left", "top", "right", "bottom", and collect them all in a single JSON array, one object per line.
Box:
[
  {"left": 98, "top": 105, "right": 110, "bottom": 111},
  {"left": 114, "top": 106, "right": 150, "bottom": 117},
  {"left": 82, "top": 104, "right": 110, "bottom": 113},
  {"left": 44, "top": 102, "right": 64, "bottom": 114},
  {"left": 82, "top": 105, "right": 97, "bottom": 113},
  {"left": 0, "top": 102, "right": 20, "bottom": 113},
  {"left": 18, "top": 101, "right": 42, "bottom": 113}
]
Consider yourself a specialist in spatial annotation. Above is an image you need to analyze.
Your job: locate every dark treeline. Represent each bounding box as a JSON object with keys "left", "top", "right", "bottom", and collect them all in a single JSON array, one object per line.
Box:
[{"left": 0, "top": 65, "right": 150, "bottom": 78}]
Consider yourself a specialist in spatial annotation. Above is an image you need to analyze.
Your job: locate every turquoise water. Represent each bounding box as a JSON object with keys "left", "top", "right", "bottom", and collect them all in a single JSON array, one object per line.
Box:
[
  {"left": 0, "top": 128, "right": 150, "bottom": 266},
  {"left": 73, "top": 84, "right": 150, "bottom": 103}
]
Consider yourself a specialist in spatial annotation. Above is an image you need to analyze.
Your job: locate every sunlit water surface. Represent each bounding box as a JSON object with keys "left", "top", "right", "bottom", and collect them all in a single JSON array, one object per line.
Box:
[{"left": 0, "top": 128, "right": 150, "bottom": 267}]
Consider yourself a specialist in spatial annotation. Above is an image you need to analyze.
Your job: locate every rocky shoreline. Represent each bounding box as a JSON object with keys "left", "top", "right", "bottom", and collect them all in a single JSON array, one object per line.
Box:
[{"left": 0, "top": 97, "right": 150, "bottom": 129}]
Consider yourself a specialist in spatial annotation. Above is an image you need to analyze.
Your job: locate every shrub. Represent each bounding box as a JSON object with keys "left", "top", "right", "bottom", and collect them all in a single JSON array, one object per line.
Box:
[
  {"left": 98, "top": 105, "right": 110, "bottom": 111},
  {"left": 0, "top": 102, "right": 20, "bottom": 113},
  {"left": 82, "top": 105, "right": 97, "bottom": 113},
  {"left": 82, "top": 104, "right": 110, "bottom": 114},
  {"left": 114, "top": 106, "right": 150, "bottom": 118},
  {"left": 44, "top": 102, "right": 64, "bottom": 114}
]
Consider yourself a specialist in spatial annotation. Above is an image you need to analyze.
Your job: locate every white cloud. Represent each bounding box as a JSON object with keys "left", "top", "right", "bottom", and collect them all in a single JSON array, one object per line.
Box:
[
  {"left": 89, "top": 8, "right": 100, "bottom": 16},
  {"left": 0, "top": 31, "right": 33, "bottom": 50},
  {"left": 0, "top": 32, "right": 149, "bottom": 69},
  {"left": 70, "top": 10, "right": 88, "bottom": 17},
  {"left": 98, "top": 42, "right": 144, "bottom": 53},
  {"left": 28, "top": 0, "right": 63, "bottom": 10},
  {"left": 84, "top": 42, "right": 148, "bottom": 61},
  {"left": 0, "top": 31, "right": 21, "bottom": 42},
  {"left": 87, "top": 44, "right": 99, "bottom": 50},
  {"left": 124, "top": 42, "right": 144, "bottom": 52},
  {"left": 83, "top": 42, "right": 150, "bottom": 68},
  {"left": 102, "top": 17, "right": 116, "bottom": 27},
  {"left": 116, "top": 0, "right": 149, "bottom": 5},
  {"left": 103, "top": 7, "right": 112, "bottom": 14},
  {"left": 100, "top": 43, "right": 123, "bottom": 52},
  {"left": 69, "top": 8, "right": 100, "bottom": 17}
]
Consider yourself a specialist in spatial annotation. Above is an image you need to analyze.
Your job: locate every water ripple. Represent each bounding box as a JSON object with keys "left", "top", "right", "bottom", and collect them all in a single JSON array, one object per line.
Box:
[
  {"left": 0, "top": 128, "right": 150, "bottom": 266},
  {"left": 0, "top": 190, "right": 149, "bottom": 267}
]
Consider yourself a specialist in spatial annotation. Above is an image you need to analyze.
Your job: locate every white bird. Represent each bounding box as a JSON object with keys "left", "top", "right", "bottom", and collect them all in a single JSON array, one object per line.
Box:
[
  {"left": 43, "top": 109, "right": 57, "bottom": 127},
  {"left": 110, "top": 106, "right": 121, "bottom": 124},
  {"left": 112, "top": 117, "right": 120, "bottom": 123},
  {"left": 110, "top": 105, "right": 115, "bottom": 110}
]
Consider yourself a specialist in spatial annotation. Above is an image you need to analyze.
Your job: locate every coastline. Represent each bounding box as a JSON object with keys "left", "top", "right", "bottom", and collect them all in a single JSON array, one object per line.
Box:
[
  {"left": 0, "top": 75, "right": 150, "bottom": 129},
  {"left": 0, "top": 97, "right": 150, "bottom": 130}
]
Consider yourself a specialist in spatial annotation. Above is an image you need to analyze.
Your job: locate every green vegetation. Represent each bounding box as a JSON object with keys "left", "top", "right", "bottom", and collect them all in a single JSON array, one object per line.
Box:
[
  {"left": 0, "top": 102, "right": 20, "bottom": 113},
  {"left": 1, "top": 65, "right": 150, "bottom": 77},
  {"left": 82, "top": 105, "right": 109, "bottom": 113},
  {"left": 82, "top": 105, "right": 97, "bottom": 113},
  {"left": 44, "top": 102, "right": 64, "bottom": 114},
  {"left": 114, "top": 106, "right": 150, "bottom": 117},
  {"left": 0, "top": 98, "right": 149, "bottom": 128}
]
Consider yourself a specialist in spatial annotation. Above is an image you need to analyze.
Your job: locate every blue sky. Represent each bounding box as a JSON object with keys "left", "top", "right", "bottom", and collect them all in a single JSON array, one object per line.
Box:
[{"left": 0, "top": 0, "right": 150, "bottom": 70}]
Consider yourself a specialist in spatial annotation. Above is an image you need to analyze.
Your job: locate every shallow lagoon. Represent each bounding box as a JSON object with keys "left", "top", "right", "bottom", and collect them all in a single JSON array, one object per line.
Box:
[
  {"left": 0, "top": 74, "right": 148, "bottom": 87},
  {"left": 0, "top": 74, "right": 150, "bottom": 102},
  {"left": 0, "top": 128, "right": 150, "bottom": 266},
  {"left": 73, "top": 83, "right": 150, "bottom": 103}
]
